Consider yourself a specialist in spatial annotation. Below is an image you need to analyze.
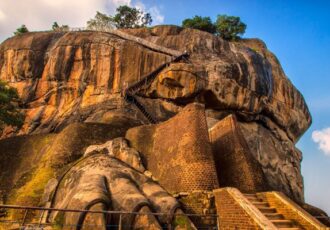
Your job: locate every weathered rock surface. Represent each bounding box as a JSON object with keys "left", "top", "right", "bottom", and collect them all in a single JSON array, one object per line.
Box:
[
  {"left": 0, "top": 25, "right": 320, "bottom": 228},
  {"left": 0, "top": 26, "right": 310, "bottom": 143},
  {"left": 0, "top": 31, "right": 171, "bottom": 136},
  {"left": 239, "top": 121, "right": 304, "bottom": 201},
  {"left": 0, "top": 122, "right": 135, "bottom": 207}
]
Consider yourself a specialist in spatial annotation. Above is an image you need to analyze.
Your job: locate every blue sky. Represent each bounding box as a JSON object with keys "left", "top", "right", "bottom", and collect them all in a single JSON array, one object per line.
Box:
[{"left": 0, "top": 0, "right": 329, "bottom": 214}]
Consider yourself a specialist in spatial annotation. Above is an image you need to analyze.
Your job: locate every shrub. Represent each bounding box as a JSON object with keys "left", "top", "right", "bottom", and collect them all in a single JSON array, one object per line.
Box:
[
  {"left": 87, "top": 11, "right": 114, "bottom": 30},
  {"left": 0, "top": 81, "right": 24, "bottom": 132},
  {"left": 215, "top": 15, "right": 246, "bottom": 40},
  {"left": 182, "top": 15, "right": 216, "bottom": 34},
  {"left": 52, "top": 22, "right": 69, "bottom": 32},
  {"left": 112, "top": 5, "right": 152, "bottom": 29},
  {"left": 14, "top": 25, "right": 29, "bottom": 35},
  {"left": 87, "top": 5, "right": 153, "bottom": 30}
]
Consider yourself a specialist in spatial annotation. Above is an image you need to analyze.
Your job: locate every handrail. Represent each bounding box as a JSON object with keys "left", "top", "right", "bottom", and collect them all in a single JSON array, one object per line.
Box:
[
  {"left": 125, "top": 53, "right": 188, "bottom": 94},
  {"left": 0, "top": 204, "right": 217, "bottom": 217},
  {"left": 54, "top": 26, "right": 183, "bottom": 57},
  {"left": 123, "top": 50, "right": 189, "bottom": 124}
]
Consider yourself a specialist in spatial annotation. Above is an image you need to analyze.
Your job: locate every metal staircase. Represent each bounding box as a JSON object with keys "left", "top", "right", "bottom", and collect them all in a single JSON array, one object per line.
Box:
[{"left": 124, "top": 52, "right": 189, "bottom": 124}]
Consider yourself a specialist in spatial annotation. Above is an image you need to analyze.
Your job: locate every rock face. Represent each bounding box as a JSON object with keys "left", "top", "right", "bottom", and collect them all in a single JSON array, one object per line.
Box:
[
  {"left": 0, "top": 25, "right": 316, "bottom": 228},
  {"left": 0, "top": 31, "right": 172, "bottom": 136},
  {"left": 0, "top": 27, "right": 310, "bottom": 141}
]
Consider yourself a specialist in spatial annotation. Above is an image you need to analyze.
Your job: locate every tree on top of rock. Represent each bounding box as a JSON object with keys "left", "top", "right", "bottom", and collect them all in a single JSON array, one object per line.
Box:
[
  {"left": 215, "top": 15, "right": 246, "bottom": 40},
  {"left": 14, "top": 25, "right": 29, "bottom": 35},
  {"left": 0, "top": 81, "right": 24, "bottom": 133},
  {"left": 87, "top": 5, "right": 152, "bottom": 30},
  {"left": 87, "top": 11, "right": 114, "bottom": 31},
  {"left": 52, "top": 22, "right": 69, "bottom": 32},
  {"left": 112, "top": 5, "right": 152, "bottom": 29},
  {"left": 182, "top": 16, "right": 216, "bottom": 34},
  {"left": 181, "top": 14, "right": 246, "bottom": 41}
]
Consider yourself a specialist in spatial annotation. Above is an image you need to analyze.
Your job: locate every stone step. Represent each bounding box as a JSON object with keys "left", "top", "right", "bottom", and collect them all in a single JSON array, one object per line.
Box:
[
  {"left": 243, "top": 193, "right": 258, "bottom": 198},
  {"left": 276, "top": 228, "right": 301, "bottom": 230},
  {"left": 0, "top": 209, "right": 6, "bottom": 217},
  {"left": 246, "top": 196, "right": 263, "bottom": 202},
  {"left": 251, "top": 201, "right": 269, "bottom": 208},
  {"left": 258, "top": 207, "right": 277, "bottom": 213},
  {"left": 271, "top": 219, "right": 294, "bottom": 228},
  {"left": 264, "top": 213, "right": 285, "bottom": 220}
]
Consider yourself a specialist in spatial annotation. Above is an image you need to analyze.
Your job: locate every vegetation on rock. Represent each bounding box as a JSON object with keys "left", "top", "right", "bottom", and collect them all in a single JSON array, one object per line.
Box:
[
  {"left": 182, "top": 16, "right": 216, "bottom": 34},
  {"left": 181, "top": 14, "right": 246, "bottom": 40},
  {"left": 0, "top": 81, "right": 24, "bottom": 132},
  {"left": 52, "top": 22, "right": 69, "bottom": 32},
  {"left": 112, "top": 5, "right": 152, "bottom": 28},
  {"left": 215, "top": 15, "right": 246, "bottom": 40},
  {"left": 87, "top": 5, "right": 152, "bottom": 30},
  {"left": 13, "top": 24, "right": 29, "bottom": 35},
  {"left": 87, "top": 11, "right": 114, "bottom": 30}
]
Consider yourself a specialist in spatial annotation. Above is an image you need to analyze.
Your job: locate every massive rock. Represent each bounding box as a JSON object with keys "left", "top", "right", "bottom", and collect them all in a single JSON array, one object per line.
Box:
[
  {"left": 0, "top": 25, "right": 316, "bottom": 228},
  {"left": 0, "top": 31, "right": 172, "bottom": 136},
  {"left": 0, "top": 27, "right": 310, "bottom": 142}
]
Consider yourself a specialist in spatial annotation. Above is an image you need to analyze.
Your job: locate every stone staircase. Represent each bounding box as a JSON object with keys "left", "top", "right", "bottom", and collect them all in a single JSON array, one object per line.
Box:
[{"left": 244, "top": 193, "right": 301, "bottom": 229}]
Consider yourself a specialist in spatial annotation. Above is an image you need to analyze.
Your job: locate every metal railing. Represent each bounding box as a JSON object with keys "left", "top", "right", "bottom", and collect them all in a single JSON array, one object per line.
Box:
[
  {"left": 0, "top": 204, "right": 219, "bottom": 229},
  {"left": 123, "top": 52, "right": 189, "bottom": 124},
  {"left": 65, "top": 26, "right": 183, "bottom": 57},
  {"left": 27, "top": 24, "right": 189, "bottom": 125}
]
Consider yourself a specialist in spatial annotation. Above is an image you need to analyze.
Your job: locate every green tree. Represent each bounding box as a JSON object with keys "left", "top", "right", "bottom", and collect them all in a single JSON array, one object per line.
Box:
[
  {"left": 52, "top": 22, "right": 69, "bottom": 31},
  {"left": 112, "top": 5, "right": 152, "bottom": 28},
  {"left": 52, "top": 22, "right": 60, "bottom": 30},
  {"left": 215, "top": 15, "right": 246, "bottom": 40},
  {"left": 14, "top": 25, "right": 29, "bottom": 35},
  {"left": 0, "top": 81, "right": 24, "bottom": 132},
  {"left": 87, "top": 6, "right": 152, "bottom": 30},
  {"left": 87, "top": 11, "right": 114, "bottom": 30},
  {"left": 182, "top": 16, "right": 216, "bottom": 34}
]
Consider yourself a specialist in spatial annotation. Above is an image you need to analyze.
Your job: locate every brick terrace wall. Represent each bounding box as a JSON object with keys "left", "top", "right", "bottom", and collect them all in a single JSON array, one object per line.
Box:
[
  {"left": 209, "top": 115, "right": 267, "bottom": 193},
  {"left": 213, "top": 188, "right": 276, "bottom": 230},
  {"left": 259, "top": 192, "right": 327, "bottom": 229},
  {"left": 177, "top": 191, "right": 217, "bottom": 227},
  {"left": 126, "top": 103, "right": 219, "bottom": 194}
]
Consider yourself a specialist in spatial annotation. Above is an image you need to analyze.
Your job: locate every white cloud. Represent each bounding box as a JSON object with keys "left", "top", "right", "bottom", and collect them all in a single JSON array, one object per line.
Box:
[
  {"left": 312, "top": 127, "right": 330, "bottom": 156},
  {"left": 149, "top": 6, "right": 164, "bottom": 24},
  {"left": 133, "top": 1, "right": 164, "bottom": 25},
  {"left": 0, "top": 9, "right": 5, "bottom": 21},
  {"left": 0, "top": 0, "right": 164, "bottom": 42}
]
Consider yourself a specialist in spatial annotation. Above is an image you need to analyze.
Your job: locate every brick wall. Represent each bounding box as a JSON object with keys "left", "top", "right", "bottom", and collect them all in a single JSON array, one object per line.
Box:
[
  {"left": 259, "top": 192, "right": 327, "bottom": 229},
  {"left": 177, "top": 191, "right": 217, "bottom": 227},
  {"left": 213, "top": 188, "right": 276, "bottom": 230},
  {"left": 126, "top": 103, "right": 219, "bottom": 194},
  {"left": 209, "top": 115, "right": 267, "bottom": 193}
]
